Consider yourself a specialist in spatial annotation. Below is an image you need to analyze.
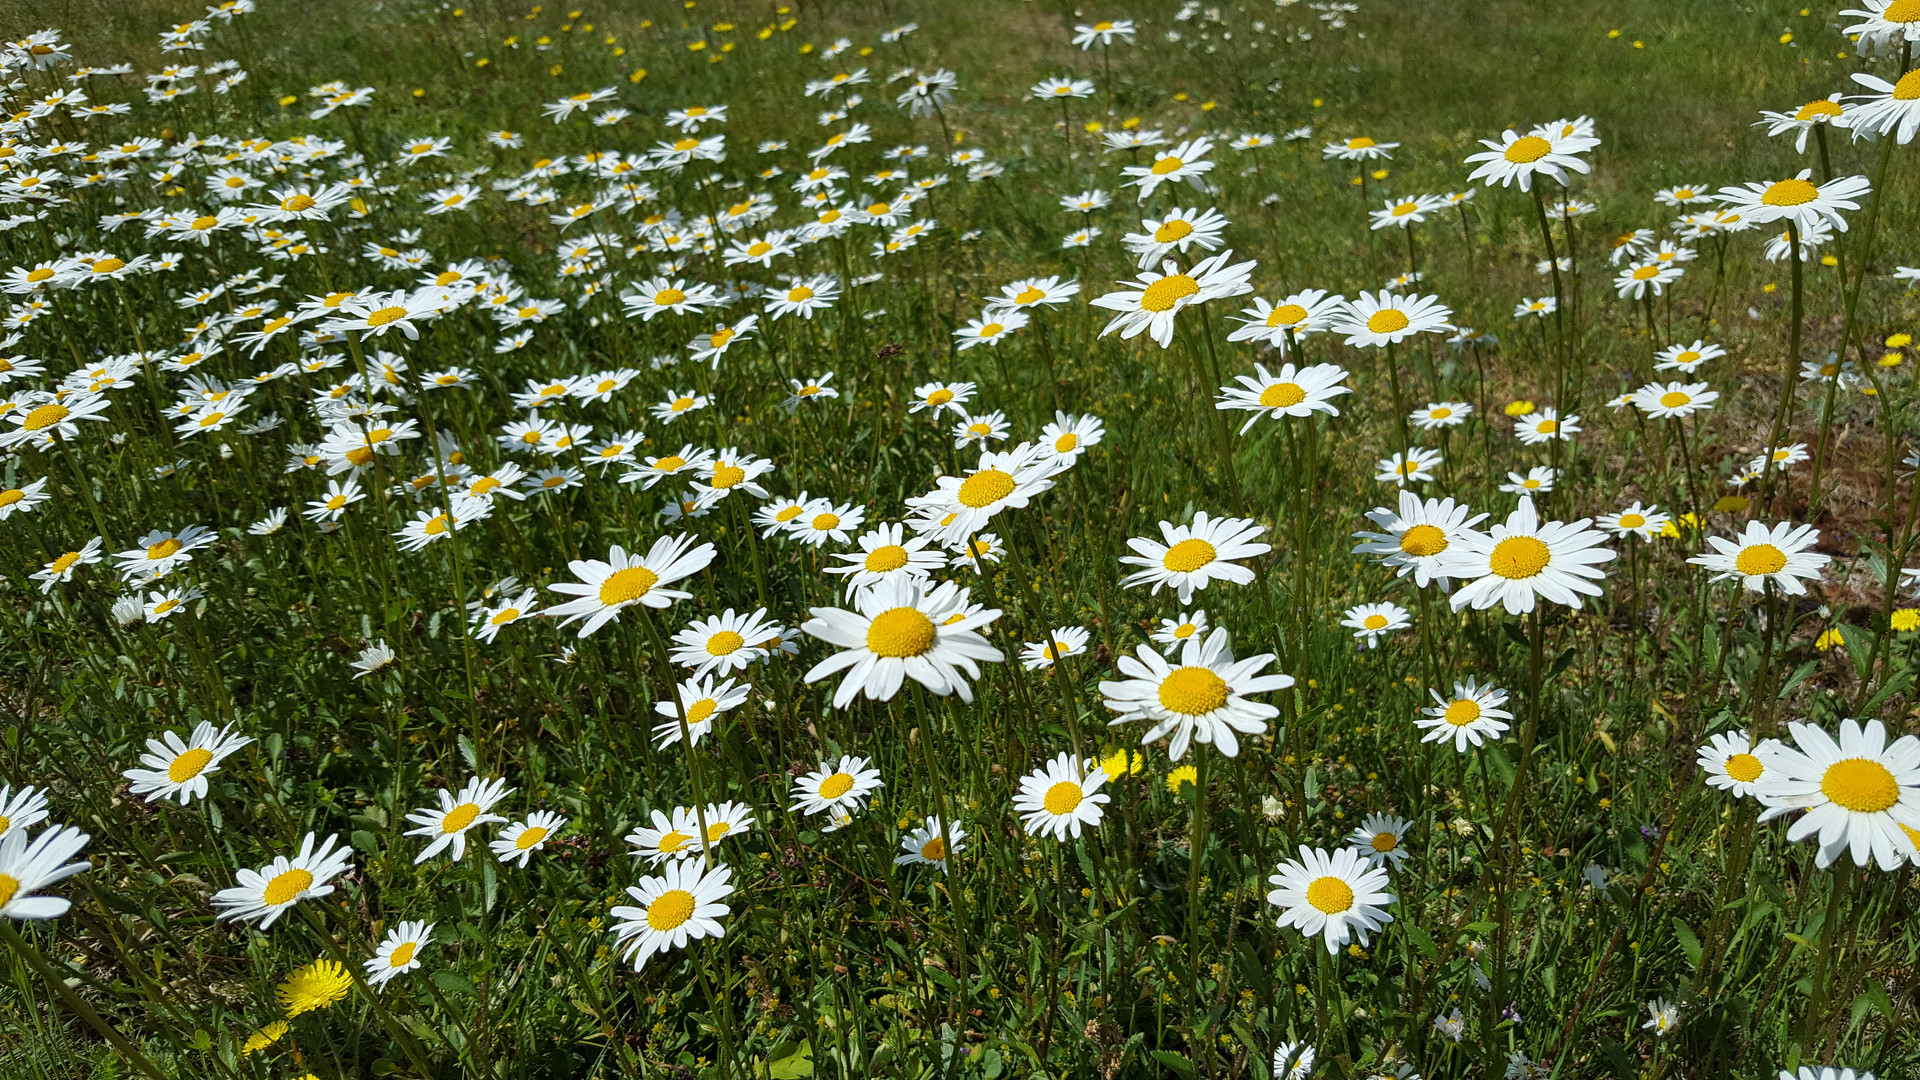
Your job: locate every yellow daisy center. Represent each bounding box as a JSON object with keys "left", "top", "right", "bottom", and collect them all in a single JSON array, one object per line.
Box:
[
  {"left": 1363, "top": 614, "right": 1388, "bottom": 630},
  {"left": 957, "top": 468, "right": 1016, "bottom": 508},
  {"left": 1445, "top": 699, "right": 1481, "bottom": 726},
  {"left": 147, "top": 537, "right": 184, "bottom": 560},
  {"left": 1367, "top": 309, "right": 1410, "bottom": 334},
  {"left": 23, "top": 402, "right": 69, "bottom": 431},
  {"left": 1677, "top": 350, "right": 1701, "bottom": 364},
  {"left": 787, "top": 286, "right": 815, "bottom": 303},
  {"left": 706, "top": 630, "right": 746, "bottom": 656},
  {"left": 365, "top": 305, "right": 410, "bottom": 327},
  {"left": 864, "top": 545, "right": 909, "bottom": 572},
  {"left": 705, "top": 821, "right": 731, "bottom": 842},
  {"left": 1633, "top": 266, "right": 1661, "bottom": 280},
  {"left": 1015, "top": 287, "right": 1046, "bottom": 304},
  {"left": 1761, "top": 178, "right": 1819, "bottom": 206},
  {"left": 1150, "top": 155, "right": 1185, "bottom": 175},
  {"left": 25, "top": 267, "right": 53, "bottom": 283},
  {"left": 685, "top": 698, "right": 719, "bottom": 724},
  {"left": 168, "top": 747, "right": 215, "bottom": 783},
  {"left": 919, "top": 837, "right": 947, "bottom": 860},
  {"left": 1154, "top": 219, "right": 1194, "bottom": 243},
  {"left": 0, "top": 489, "right": 21, "bottom": 507},
  {"left": 1054, "top": 432, "right": 1079, "bottom": 452},
  {"left": 441, "top": 803, "right": 481, "bottom": 833},
  {"left": 1618, "top": 513, "right": 1646, "bottom": 529},
  {"left": 92, "top": 258, "right": 126, "bottom": 274},
  {"left": 1489, "top": 536, "right": 1552, "bottom": 579},
  {"left": 49, "top": 551, "right": 81, "bottom": 573},
  {"left": 1267, "top": 303, "right": 1309, "bottom": 328},
  {"left": 1503, "top": 135, "right": 1552, "bottom": 163},
  {"left": 1162, "top": 538, "right": 1217, "bottom": 573},
  {"left": 1725, "top": 753, "right": 1763, "bottom": 783},
  {"left": 811, "top": 512, "right": 841, "bottom": 531},
  {"left": 1305, "top": 875, "right": 1355, "bottom": 913},
  {"left": 1895, "top": 68, "right": 1920, "bottom": 100},
  {"left": 388, "top": 942, "right": 418, "bottom": 967},
  {"left": 515, "top": 826, "right": 548, "bottom": 850},
  {"left": 646, "top": 889, "right": 697, "bottom": 930},
  {"left": 490, "top": 608, "right": 521, "bottom": 626},
  {"left": 1370, "top": 832, "right": 1398, "bottom": 852},
  {"left": 1734, "top": 544, "right": 1787, "bottom": 577},
  {"left": 710, "top": 463, "right": 746, "bottom": 488},
  {"left": 1158, "top": 666, "right": 1229, "bottom": 715},
  {"left": 818, "top": 773, "right": 856, "bottom": 799},
  {"left": 1259, "top": 382, "right": 1307, "bottom": 408},
  {"left": 1660, "top": 391, "right": 1690, "bottom": 408},
  {"left": 1, "top": 873, "right": 22, "bottom": 906},
  {"left": 600, "top": 566, "right": 660, "bottom": 605},
  {"left": 656, "top": 831, "right": 692, "bottom": 852},
  {"left": 1348, "top": 137, "right": 1376, "bottom": 149},
  {"left": 926, "top": 388, "right": 955, "bottom": 406},
  {"left": 262, "top": 868, "right": 314, "bottom": 906},
  {"left": 1821, "top": 758, "right": 1900, "bottom": 813},
  {"left": 1043, "top": 781, "right": 1083, "bottom": 815},
  {"left": 654, "top": 288, "right": 687, "bottom": 305},
  {"left": 867, "top": 607, "right": 937, "bottom": 658},
  {"left": 1139, "top": 274, "right": 1200, "bottom": 312}
]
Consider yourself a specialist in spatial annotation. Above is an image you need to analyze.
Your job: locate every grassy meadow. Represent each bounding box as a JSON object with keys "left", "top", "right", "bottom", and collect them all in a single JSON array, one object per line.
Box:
[{"left": 4, "top": 1, "right": 1920, "bottom": 1079}]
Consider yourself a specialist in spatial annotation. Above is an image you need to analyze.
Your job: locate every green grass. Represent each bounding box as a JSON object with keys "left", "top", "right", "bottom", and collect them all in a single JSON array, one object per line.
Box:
[{"left": 3, "top": 1, "right": 1920, "bottom": 1079}]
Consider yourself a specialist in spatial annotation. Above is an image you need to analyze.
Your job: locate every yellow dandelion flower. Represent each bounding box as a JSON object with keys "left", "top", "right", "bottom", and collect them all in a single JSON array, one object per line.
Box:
[
  {"left": 1892, "top": 609, "right": 1920, "bottom": 632},
  {"left": 1504, "top": 400, "right": 1535, "bottom": 417},
  {"left": 1814, "top": 628, "right": 1844, "bottom": 651},
  {"left": 277, "top": 958, "right": 352, "bottom": 1017},
  {"left": 241, "top": 1020, "right": 288, "bottom": 1055},
  {"left": 1166, "top": 764, "right": 1198, "bottom": 794}
]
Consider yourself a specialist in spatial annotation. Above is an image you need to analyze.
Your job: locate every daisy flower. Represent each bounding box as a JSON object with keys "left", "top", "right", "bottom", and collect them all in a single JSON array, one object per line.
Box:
[
  {"left": 1100, "top": 627, "right": 1292, "bottom": 760},
  {"left": 1273, "top": 1043, "right": 1317, "bottom": 1080},
  {"left": 1119, "top": 511, "right": 1270, "bottom": 604},
  {"left": 349, "top": 639, "right": 396, "bottom": 679},
  {"left": 1374, "top": 448, "right": 1444, "bottom": 486},
  {"left": 1698, "top": 731, "right": 1781, "bottom": 800},
  {"left": 1655, "top": 339, "right": 1724, "bottom": 374},
  {"left": 491, "top": 811, "right": 567, "bottom": 867},
  {"left": 212, "top": 832, "right": 353, "bottom": 928},
  {"left": 608, "top": 861, "right": 734, "bottom": 971},
  {"left": 671, "top": 607, "right": 781, "bottom": 677},
  {"left": 1716, "top": 170, "right": 1872, "bottom": 235},
  {"left": 1463, "top": 128, "right": 1592, "bottom": 191},
  {"left": 909, "top": 443, "right": 1066, "bottom": 546},
  {"left": 910, "top": 381, "right": 975, "bottom": 416},
  {"left": 1013, "top": 753, "right": 1111, "bottom": 840},
  {"left": 1614, "top": 260, "right": 1684, "bottom": 299},
  {"left": 784, "top": 372, "right": 839, "bottom": 410},
  {"left": 114, "top": 524, "right": 216, "bottom": 583},
  {"left": 764, "top": 274, "right": 841, "bottom": 320},
  {"left": 951, "top": 412, "right": 1010, "bottom": 448},
  {"left": 1333, "top": 290, "right": 1453, "bottom": 348},
  {"left": 1151, "top": 610, "right": 1210, "bottom": 654},
  {"left": 1844, "top": 68, "right": 1920, "bottom": 145},
  {"left": 0, "top": 825, "right": 90, "bottom": 921},
  {"left": 1090, "top": 250, "right": 1256, "bottom": 349},
  {"left": 546, "top": 535, "right": 718, "bottom": 637},
  {"left": 1755, "top": 718, "right": 1920, "bottom": 870},
  {"left": 1266, "top": 845, "right": 1395, "bottom": 954},
  {"left": 895, "top": 816, "right": 966, "bottom": 872},
  {"left": 825, "top": 523, "right": 948, "bottom": 594},
  {"left": 1411, "top": 402, "right": 1472, "bottom": 429},
  {"left": 31, "top": 538, "right": 103, "bottom": 593},
  {"left": 122, "top": 721, "right": 254, "bottom": 804},
  {"left": 1498, "top": 467, "right": 1557, "bottom": 496},
  {"left": 1020, "top": 625, "right": 1091, "bottom": 670},
  {"left": 1631, "top": 381, "right": 1718, "bottom": 419},
  {"left": 403, "top": 776, "right": 513, "bottom": 863},
  {"left": 1039, "top": 411, "right": 1104, "bottom": 461},
  {"left": 1416, "top": 678, "right": 1514, "bottom": 751},
  {"left": 1596, "top": 502, "right": 1670, "bottom": 543},
  {"left": 983, "top": 275, "right": 1080, "bottom": 314},
  {"left": 697, "top": 801, "right": 755, "bottom": 851},
  {"left": 1514, "top": 407, "right": 1579, "bottom": 444},
  {"left": 953, "top": 310, "right": 1028, "bottom": 350},
  {"left": 626, "top": 807, "right": 704, "bottom": 865},
  {"left": 653, "top": 675, "right": 751, "bottom": 749},
  {"left": 1324, "top": 135, "right": 1398, "bottom": 161},
  {"left": 790, "top": 755, "right": 885, "bottom": 817},
  {"left": 1216, "top": 363, "right": 1351, "bottom": 432},
  {"left": 800, "top": 578, "right": 1004, "bottom": 706},
  {"left": 1442, "top": 496, "right": 1614, "bottom": 614},
  {"left": 1688, "top": 521, "right": 1828, "bottom": 594},
  {"left": 473, "top": 589, "right": 540, "bottom": 644},
  {"left": 1227, "top": 289, "right": 1346, "bottom": 350},
  {"left": 1120, "top": 136, "right": 1214, "bottom": 202},
  {"left": 1841, "top": 0, "right": 1920, "bottom": 53},
  {"left": 622, "top": 445, "right": 715, "bottom": 490},
  {"left": 650, "top": 390, "right": 710, "bottom": 424},
  {"left": 691, "top": 448, "right": 776, "bottom": 510},
  {"left": 364, "top": 921, "right": 432, "bottom": 989},
  {"left": 1345, "top": 813, "right": 1414, "bottom": 870},
  {"left": 1369, "top": 193, "right": 1448, "bottom": 230},
  {"left": 0, "top": 784, "right": 51, "bottom": 840},
  {"left": 1123, "top": 206, "right": 1229, "bottom": 268},
  {"left": 1341, "top": 602, "right": 1411, "bottom": 647}
]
